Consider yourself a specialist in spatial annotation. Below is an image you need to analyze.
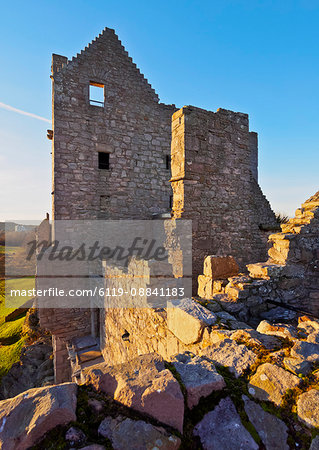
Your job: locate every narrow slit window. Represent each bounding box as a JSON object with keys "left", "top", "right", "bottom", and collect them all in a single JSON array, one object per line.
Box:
[
  {"left": 89, "top": 82, "right": 104, "bottom": 107},
  {"left": 98, "top": 152, "right": 110, "bottom": 170},
  {"left": 166, "top": 155, "right": 171, "bottom": 170}
]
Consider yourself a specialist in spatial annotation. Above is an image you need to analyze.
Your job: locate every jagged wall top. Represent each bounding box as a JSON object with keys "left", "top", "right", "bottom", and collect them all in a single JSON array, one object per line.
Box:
[
  {"left": 51, "top": 27, "right": 160, "bottom": 103},
  {"left": 304, "top": 191, "right": 319, "bottom": 205}
]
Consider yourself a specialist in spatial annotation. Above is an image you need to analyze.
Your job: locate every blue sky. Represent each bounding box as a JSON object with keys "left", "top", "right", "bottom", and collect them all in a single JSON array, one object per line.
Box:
[{"left": 0, "top": 0, "right": 318, "bottom": 220}]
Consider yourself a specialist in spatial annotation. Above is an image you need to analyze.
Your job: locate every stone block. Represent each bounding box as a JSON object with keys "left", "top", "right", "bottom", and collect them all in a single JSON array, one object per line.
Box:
[
  {"left": 247, "top": 262, "right": 284, "bottom": 279},
  {"left": 203, "top": 255, "right": 239, "bottom": 279},
  {"left": 200, "top": 338, "right": 258, "bottom": 378},
  {"left": 83, "top": 353, "right": 184, "bottom": 432},
  {"left": 167, "top": 298, "right": 216, "bottom": 345},
  {"left": 248, "top": 363, "right": 301, "bottom": 406},
  {"left": 172, "top": 352, "right": 225, "bottom": 408},
  {"left": 0, "top": 383, "right": 77, "bottom": 450},
  {"left": 98, "top": 416, "right": 180, "bottom": 449},
  {"left": 242, "top": 395, "right": 289, "bottom": 450},
  {"left": 193, "top": 397, "right": 258, "bottom": 450},
  {"left": 297, "top": 389, "right": 319, "bottom": 428},
  {"left": 198, "top": 275, "right": 213, "bottom": 299}
]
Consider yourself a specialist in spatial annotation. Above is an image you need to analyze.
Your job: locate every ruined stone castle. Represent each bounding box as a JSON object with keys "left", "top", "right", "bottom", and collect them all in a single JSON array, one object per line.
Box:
[{"left": 40, "top": 27, "right": 319, "bottom": 383}]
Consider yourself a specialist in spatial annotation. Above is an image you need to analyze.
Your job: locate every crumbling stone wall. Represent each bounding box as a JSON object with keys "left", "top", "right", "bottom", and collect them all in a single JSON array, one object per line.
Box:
[
  {"left": 101, "top": 192, "right": 319, "bottom": 368},
  {"left": 170, "top": 106, "right": 277, "bottom": 288},
  {"left": 198, "top": 191, "right": 319, "bottom": 320},
  {"left": 51, "top": 28, "right": 176, "bottom": 220},
  {"left": 43, "top": 27, "right": 280, "bottom": 381},
  {"left": 36, "top": 218, "right": 93, "bottom": 383}
]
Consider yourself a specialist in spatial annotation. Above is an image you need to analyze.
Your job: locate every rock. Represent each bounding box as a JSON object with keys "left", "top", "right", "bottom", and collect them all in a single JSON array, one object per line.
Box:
[
  {"left": 203, "top": 255, "right": 239, "bottom": 279},
  {"left": 172, "top": 352, "right": 225, "bottom": 408},
  {"left": 198, "top": 275, "right": 214, "bottom": 299},
  {"left": 215, "top": 312, "right": 250, "bottom": 330},
  {"left": 307, "top": 332, "right": 319, "bottom": 344},
  {"left": 0, "top": 382, "right": 77, "bottom": 450},
  {"left": 214, "top": 294, "right": 246, "bottom": 316},
  {"left": 231, "top": 329, "right": 282, "bottom": 351},
  {"left": 83, "top": 353, "right": 184, "bottom": 432},
  {"left": 297, "top": 389, "right": 319, "bottom": 428},
  {"left": 290, "top": 341, "right": 319, "bottom": 362},
  {"left": 88, "top": 398, "right": 104, "bottom": 414},
  {"left": 209, "top": 329, "right": 234, "bottom": 344},
  {"left": 167, "top": 298, "right": 216, "bottom": 345},
  {"left": 247, "top": 262, "right": 284, "bottom": 279},
  {"left": 0, "top": 338, "right": 54, "bottom": 399},
  {"left": 201, "top": 339, "right": 258, "bottom": 378},
  {"left": 98, "top": 416, "right": 181, "bottom": 450},
  {"left": 193, "top": 397, "right": 258, "bottom": 450},
  {"left": 256, "top": 320, "right": 298, "bottom": 340},
  {"left": 259, "top": 306, "right": 297, "bottom": 322},
  {"left": 242, "top": 395, "right": 289, "bottom": 450},
  {"left": 297, "top": 316, "right": 319, "bottom": 335},
  {"left": 205, "top": 300, "right": 223, "bottom": 313},
  {"left": 65, "top": 426, "right": 86, "bottom": 446},
  {"left": 248, "top": 363, "right": 301, "bottom": 406},
  {"left": 283, "top": 357, "right": 313, "bottom": 376},
  {"left": 310, "top": 435, "right": 319, "bottom": 450},
  {"left": 81, "top": 446, "right": 106, "bottom": 450}
]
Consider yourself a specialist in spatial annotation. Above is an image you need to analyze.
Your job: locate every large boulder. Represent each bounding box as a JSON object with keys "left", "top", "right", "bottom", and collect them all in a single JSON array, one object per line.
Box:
[
  {"left": 172, "top": 353, "right": 225, "bottom": 408},
  {"left": 200, "top": 339, "right": 258, "bottom": 378},
  {"left": 83, "top": 353, "right": 184, "bottom": 432},
  {"left": 167, "top": 298, "right": 216, "bottom": 345},
  {"left": 0, "top": 382, "right": 77, "bottom": 450},
  {"left": 297, "top": 389, "right": 319, "bottom": 428},
  {"left": 98, "top": 416, "right": 181, "bottom": 450},
  {"left": 248, "top": 363, "right": 301, "bottom": 406},
  {"left": 242, "top": 395, "right": 289, "bottom": 450},
  {"left": 193, "top": 397, "right": 258, "bottom": 449}
]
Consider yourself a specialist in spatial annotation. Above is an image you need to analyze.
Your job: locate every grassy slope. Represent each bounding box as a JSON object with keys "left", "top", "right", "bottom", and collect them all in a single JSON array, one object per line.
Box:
[{"left": 0, "top": 246, "right": 28, "bottom": 383}]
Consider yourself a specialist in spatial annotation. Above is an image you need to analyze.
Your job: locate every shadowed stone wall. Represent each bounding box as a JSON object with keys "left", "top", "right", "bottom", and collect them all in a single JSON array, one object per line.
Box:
[{"left": 170, "top": 106, "right": 277, "bottom": 290}]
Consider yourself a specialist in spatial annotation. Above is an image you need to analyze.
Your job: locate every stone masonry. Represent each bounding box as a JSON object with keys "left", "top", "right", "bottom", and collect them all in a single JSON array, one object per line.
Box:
[
  {"left": 41, "top": 27, "right": 278, "bottom": 382},
  {"left": 170, "top": 106, "right": 276, "bottom": 287},
  {"left": 51, "top": 28, "right": 176, "bottom": 220},
  {"left": 198, "top": 191, "right": 319, "bottom": 320}
]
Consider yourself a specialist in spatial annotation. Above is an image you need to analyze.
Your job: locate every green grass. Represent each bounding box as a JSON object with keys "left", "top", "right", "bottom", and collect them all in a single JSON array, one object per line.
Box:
[
  {"left": 4, "top": 277, "right": 35, "bottom": 309},
  {"left": 0, "top": 315, "right": 27, "bottom": 383},
  {"left": 0, "top": 336, "right": 26, "bottom": 381},
  {"left": 0, "top": 279, "right": 22, "bottom": 324},
  {"left": 0, "top": 245, "right": 20, "bottom": 255},
  {"left": 0, "top": 245, "right": 29, "bottom": 382},
  {"left": 0, "top": 316, "right": 26, "bottom": 344}
]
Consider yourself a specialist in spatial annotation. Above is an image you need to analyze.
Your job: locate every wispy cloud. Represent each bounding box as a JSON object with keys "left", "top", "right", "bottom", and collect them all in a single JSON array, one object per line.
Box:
[{"left": 0, "top": 102, "right": 51, "bottom": 123}]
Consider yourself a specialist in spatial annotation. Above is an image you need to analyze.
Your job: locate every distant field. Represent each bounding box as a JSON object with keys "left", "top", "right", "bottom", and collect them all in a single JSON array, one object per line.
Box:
[{"left": 0, "top": 245, "right": 19, "bottom": 254}]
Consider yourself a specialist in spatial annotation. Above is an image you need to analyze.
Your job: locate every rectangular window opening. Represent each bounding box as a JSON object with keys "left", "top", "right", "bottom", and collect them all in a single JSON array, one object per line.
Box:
[
  {"left": 98, "top": 152, "right": 110, "bottom": 170},
  {"left": 166, "top": 155, "right": 171, "bottom": 170},
  {"left": 89, "top": 82, "right": 104, "bottom": 107}
]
